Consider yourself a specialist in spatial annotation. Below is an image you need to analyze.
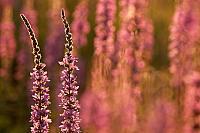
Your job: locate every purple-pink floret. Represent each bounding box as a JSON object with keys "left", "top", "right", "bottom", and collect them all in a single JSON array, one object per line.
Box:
[
  {"left": 30, "top": 64, "right": 51, "bottom": 133},
  {"left": 72, "top": 1, "right": 90, "bottom": 47},
  {"left": 94, "top": 0, "right": 116, "bottom": 56}
]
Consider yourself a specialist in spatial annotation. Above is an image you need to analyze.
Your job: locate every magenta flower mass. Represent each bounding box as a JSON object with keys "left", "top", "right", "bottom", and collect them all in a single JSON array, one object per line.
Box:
[{"left": 58, "top": 9, "right": 81, "bottom": 133}]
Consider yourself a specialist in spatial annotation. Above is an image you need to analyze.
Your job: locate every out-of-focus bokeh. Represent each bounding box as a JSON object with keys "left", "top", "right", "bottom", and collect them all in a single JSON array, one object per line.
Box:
[{"left": 1, "top": 0, "right": 199, "bottom": 132}]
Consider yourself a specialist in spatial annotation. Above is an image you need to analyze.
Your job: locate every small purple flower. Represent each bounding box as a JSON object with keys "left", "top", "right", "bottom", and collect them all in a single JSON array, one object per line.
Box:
[
  {"left": 58, "top": 9, "right": 81, "bottom": 133},
  {"left": 20, "top": 14, "right": 51, "bottom": 133},
  {"left": 71, "top": 0, "right": 90, "bottom": 48}
]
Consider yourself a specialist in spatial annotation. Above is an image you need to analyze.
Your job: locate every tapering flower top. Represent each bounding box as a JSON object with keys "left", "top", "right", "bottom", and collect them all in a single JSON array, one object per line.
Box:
[
  {"left": 20, "top": 0, "right": 38, "bottom": 44},
  {"left": 20, "top": 14, "right": 51, "bottom": 133},
  {"left": 58, "top": 9, "right": 81, "bottom": 133},
  {"left": 20, "top": 14, "right": 42, "bottom": 68},
  {"left": 94, "top": 0, "right": 116, "bottom": 56}
]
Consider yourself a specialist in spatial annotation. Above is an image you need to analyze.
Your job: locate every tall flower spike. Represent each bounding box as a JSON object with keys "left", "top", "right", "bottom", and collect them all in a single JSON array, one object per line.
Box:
[
  {"left": 20, "top": 14, "right": 51, "bottom": 133},
  {"left": 58, "top": 9, "right": 81, "bottom": 133}
]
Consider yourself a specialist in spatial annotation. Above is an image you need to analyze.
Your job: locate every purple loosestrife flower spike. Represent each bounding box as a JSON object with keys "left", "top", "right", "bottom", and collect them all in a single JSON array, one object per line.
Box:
[
  {"left": 20, "top": 14, "right": 51, "bottom": 133},
  {"left": 58, "top": 9, "right": 81, "bottom": 133}
]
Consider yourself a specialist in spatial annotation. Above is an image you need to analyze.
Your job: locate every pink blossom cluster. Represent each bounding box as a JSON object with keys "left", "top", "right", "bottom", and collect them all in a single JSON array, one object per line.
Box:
[
  {"left": 94, "top": 0, "right": 116, "bottom": 56},
  {"left": 117, "top": 0, "right": 137, "bottom": 65},
  {"left": 72, "top": 1, "right": 90, "bottom": 48},
  {"left": 132, "top": 1, "right": 153, "bottom": 86},
  {"left": 116, "top": 0, "right": 153, "bottom": 86},
  {"left": 169, "top": 0, "right": 200, "bottom": 87},
  {"left": 30, "top": 64, "right": 51, "bottom": 133}
]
